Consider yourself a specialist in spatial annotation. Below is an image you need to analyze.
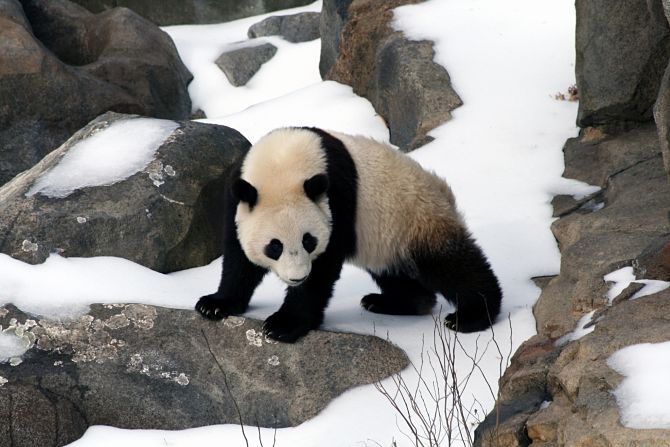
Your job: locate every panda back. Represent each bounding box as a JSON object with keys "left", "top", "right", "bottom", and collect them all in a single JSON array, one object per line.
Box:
[{"left": 332, "top": 132, "right": 465, "bottom": 273}]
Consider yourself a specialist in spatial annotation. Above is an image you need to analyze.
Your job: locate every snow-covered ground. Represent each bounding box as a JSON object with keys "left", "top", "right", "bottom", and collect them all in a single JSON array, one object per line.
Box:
[{"left": 0, "top": 0, "right": 613, "bottom": 445}]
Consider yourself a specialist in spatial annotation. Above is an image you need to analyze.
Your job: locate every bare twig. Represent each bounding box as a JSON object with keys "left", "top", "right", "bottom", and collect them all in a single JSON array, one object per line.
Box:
[
  {"left": 201, "top": 329, "right": 250, "bottom": 447},
  {"left": 375, "top": 309, "right": 513, "bottom": 446}
]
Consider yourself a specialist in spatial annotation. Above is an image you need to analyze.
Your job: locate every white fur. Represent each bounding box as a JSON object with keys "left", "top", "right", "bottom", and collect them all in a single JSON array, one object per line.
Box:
[
  {"left": 330, "top": 131, "right": 464, "bottom": 273},
  {"left": 235, "top": 129, "right": 332, "bottom": 285}
]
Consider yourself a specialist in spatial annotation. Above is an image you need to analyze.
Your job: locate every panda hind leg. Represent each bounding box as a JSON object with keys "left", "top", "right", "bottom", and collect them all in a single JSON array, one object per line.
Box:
[
  {"left": 416, "top": 234, "right": 502, "bottom": 333},
  {"left": 362, "top": 271, "right": 436, "bottom": 315}
]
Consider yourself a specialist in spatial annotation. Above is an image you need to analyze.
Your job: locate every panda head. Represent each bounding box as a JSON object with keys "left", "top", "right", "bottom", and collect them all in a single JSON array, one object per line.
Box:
[{"left": 233, "top": 128, "right": 333, "bottom": 286}]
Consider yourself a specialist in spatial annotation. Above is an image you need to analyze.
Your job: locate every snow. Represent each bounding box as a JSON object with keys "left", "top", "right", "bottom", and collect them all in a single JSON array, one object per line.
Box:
[
  {"left": 164, "top": 1, "right": 322, "bottom": 118},
  {"left": 608, "top": 341, "right": 670, "bottom": 429},
  {"left": 604, "top": 266, "right": 670, "bottom": 304},
  {"left": 0, "top": 0, "right": 608, "bottom": 445},
  {"left": 202, "top": 81, "right": 389, "bottom": 143},
  {"left": 556, "top": 310, "right": 596, "bottom": 346},
  {"left": 0, "top": 254, "right": 220, "bottom": 320},
  {"left": 556, "top": 267, "right": 670, "bottom": 344},
  {"left": 27, "top": 118, "right": 180, "bottom": 199}
]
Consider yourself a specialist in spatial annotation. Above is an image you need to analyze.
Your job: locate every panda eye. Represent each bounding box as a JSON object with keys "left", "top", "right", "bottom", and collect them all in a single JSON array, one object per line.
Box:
[
  {"left": 302, "top": 232, "right": 317, "bottom": 253},
  {"left": 264, "top": 239, "right": 283, "bottom": 260}
]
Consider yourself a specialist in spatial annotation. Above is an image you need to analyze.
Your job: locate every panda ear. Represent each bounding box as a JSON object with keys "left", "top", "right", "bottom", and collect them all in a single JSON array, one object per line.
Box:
[
  {"left": 304, "top": 174, "right": 329, "bottom": 201},
  {"left": 233, "top": 178, "right": 258, "bottom": 208}
]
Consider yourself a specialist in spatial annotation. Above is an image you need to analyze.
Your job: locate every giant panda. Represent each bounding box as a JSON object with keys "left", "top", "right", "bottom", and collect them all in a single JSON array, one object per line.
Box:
[{"left": 196, "top": 127, "right": 502, "bottom": 342}]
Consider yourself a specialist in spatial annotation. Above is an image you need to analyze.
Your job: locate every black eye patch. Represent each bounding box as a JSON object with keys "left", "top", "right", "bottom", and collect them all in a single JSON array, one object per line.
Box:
[
  {"left": 264, "top": 239, "right": 283, "bottom": 260},
  {"left": 302, "top": 233, "right": 317, "bottom": 253}
]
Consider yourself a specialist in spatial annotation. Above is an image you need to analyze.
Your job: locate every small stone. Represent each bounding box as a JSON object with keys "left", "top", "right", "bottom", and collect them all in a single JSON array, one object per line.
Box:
[{"left": 215, "top": 42, "right": 277, "bottom": 87}]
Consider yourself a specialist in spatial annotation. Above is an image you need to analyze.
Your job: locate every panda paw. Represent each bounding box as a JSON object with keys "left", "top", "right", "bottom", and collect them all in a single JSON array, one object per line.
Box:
[
  {"left": 195, "top": 293, "right": 246, "bottom": 321},
  {"left": 263, "top": 310, "right": 317, "bottom": 343},
  {"left": 444, "top": 312, "right": 491, "bottom": 333}
]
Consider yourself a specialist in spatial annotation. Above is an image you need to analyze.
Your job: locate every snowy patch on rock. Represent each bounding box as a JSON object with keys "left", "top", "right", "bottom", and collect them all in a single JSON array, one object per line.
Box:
[
  {"left": 557, "top": 267, "right": 670, "bottom": 343},
  {"left": 27, "top": 118, "right": 179, "bottom": 198},
  {"left": 605, "top": 266, "right": 670, "bottom": 304},
  {"left": 556, "top": 310, "right": 596, "bottom": 346},
  {"left": 608, "top": 341, "right": 670, "bottom": 429}
]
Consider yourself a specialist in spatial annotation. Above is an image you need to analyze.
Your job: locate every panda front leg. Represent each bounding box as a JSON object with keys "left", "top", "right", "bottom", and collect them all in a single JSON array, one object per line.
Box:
[
  {"left": 196, "top": 227, "right": 267, "bottom": 321},
  {"left": 263, "top": 254, "right": 344, "bottom": 342}
]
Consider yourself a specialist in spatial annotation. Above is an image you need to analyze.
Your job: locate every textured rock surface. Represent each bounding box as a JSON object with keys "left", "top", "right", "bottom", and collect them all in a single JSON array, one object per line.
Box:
[
  {"left": 248, "top": 11, "right": 321, "bottom": 42},
  {"left": 575, "top": 0, "right": 670, "bottom": 128},
  {"left": 536, "top": 125, "right": 668, "bottom": 338},
  {"left": 215, "top": 42, "right": 278, "bottom": 87},
  {"left": 474, "top": 125, "right": 670, "bottom": 446},
  {"left": 654, "top": 62, "right": 670, "bottom": 182},
  {"left": 0, "top": 304, "right": 409, "bottom": 445},
  {"left": 320, "top": 0, "right": 462, "bottom": 150},
  {"left": 319, "top": 0, "right": 352, "bottom": 77},
  {"left": 0, "top": 112, "right": 249, "bottom": 273},
  {"left": 0, "top": 0, "right": 192, "bottom": 186},
  {"left": 69, "top": 0, "right": 314, "bottom": 25}
]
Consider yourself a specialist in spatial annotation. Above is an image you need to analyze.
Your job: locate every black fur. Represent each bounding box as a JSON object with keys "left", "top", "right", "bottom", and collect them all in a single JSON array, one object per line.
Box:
[
  {"left": 413, "top": 232, "right": 502, "bottom": 333},
  {"left": 262, "top": 127, "right": 359, "bottom": 342},
  {"left": 195, "top": 165, "right": 268, "bottom": 320},
  {"left": 232, "top": 178, "right": 257, "bottom": 209},
  {"left": 362, "top": 272, "right": 436, "bottom": 315},
  {"left": 304, "top": 174, "right": 329, "bottom": 201}
]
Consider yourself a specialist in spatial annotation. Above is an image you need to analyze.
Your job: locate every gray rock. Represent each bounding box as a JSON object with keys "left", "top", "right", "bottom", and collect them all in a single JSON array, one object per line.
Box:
[
  {"left": 372, "top": 35, "right": 463, "bottom": 150},
  {"left": 318, "top": 0, "right": 353, "bottom": 77},
  {"left": 575, "top": 0, "right": 670, "bottom": 128},
  {"left": 321, "top": 0, "right": 461, "bottom": 150},
  {"left": 69, "top": 0, "right": 314, "bottom": 26},
  {"left": 215, "top": 42, "right": 278, "bottom": 87},
  {"left": 653, "top": 49, "right": 670, "bottom": 183},
  {"left": 0, "top": 112, "right": 250, "bottom": 273},
  {"left": 475, "top": 125, "right": 670, "bottom": 446},
  {"left": 247, "top": 12, "right": 321, "bottom": 43},
  {"left": 0, "top": 303, "right": 409, "bottom": 444},
  {"left": 0, "top": 0, "right": 192, "bottom": 187},
  {"left": 535, "top": 125, "right": 668, "bottom": 338}
]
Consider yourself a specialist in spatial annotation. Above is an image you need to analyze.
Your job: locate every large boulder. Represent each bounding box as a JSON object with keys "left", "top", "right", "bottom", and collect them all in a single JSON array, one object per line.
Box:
[
  {"left": 69, "top": 0, "right": 315, "bottom": 26},
  {"left": 478, "top": 290, "right": 670, "bottom": 447},
  {"left": 475, "top": 125, "right": 670, "bottom": 446},
  {"left": 0, "top": 304, "right": 409, "bottom": 445},
  {"left": 320, "top": 0, "right": 462, "bottom": 150},
  {"left": 654, "top": 2, "right": 670, "bottom": 184},
  {"left": 536, "top": 125, "right": 669, "bottom": 338},
  {"left": 575, "top": 0, "right": 670, "bottom": 128},
  {"left": 0, "top": 112, "right": 249, "bottom": 273},
  {"left": 0, "top": 0, "right": 192, "bottom": 186}
]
